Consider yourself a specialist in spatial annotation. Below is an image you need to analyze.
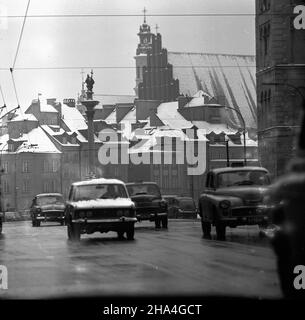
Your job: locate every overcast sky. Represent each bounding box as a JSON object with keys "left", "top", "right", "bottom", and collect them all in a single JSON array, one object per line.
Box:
[{"left": 0, "top": 0, "right": 255, "bottom": 110}]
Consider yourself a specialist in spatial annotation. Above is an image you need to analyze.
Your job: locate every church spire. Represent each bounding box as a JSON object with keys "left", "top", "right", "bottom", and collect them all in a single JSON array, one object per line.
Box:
[{"left": 143, "top": 7, "right": 147, "bottom": 24}]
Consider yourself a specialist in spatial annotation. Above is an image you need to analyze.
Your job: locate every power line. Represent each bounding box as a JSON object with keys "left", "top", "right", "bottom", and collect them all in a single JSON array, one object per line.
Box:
[
  {"left": 12, "top": 0, "right": 31, "bottom": 70},
  {"left": 0, "top": 13, "right": 294, "bottom": 19},
  {"left": 0, "top": 65, "right": 256, "bottom": 71}
]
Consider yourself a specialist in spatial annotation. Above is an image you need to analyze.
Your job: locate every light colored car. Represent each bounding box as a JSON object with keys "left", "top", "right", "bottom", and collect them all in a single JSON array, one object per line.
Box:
[
  {"left": 65, "top": 178, "right": 137, "bottom": 241},
  {"left": 199, "top": 166, "right": 271, "bottom": 240}
]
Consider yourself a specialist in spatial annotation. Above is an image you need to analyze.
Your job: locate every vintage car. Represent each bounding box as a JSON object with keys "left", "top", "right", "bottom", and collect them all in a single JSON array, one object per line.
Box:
[
  {"left": 30, "top": 193, "right": 66, "bottom": 227},
  {"left": 198, "top": 166, "right": 271, "bottom": 240},
  {"left": 65, "top": 178, "right": 137, "bottom": 241},
  {"left": 126, "top": 182, "right": 168, "bottom": 228},
  {"left": 164, "top": 196, "right": 198, "bottom": 219}
]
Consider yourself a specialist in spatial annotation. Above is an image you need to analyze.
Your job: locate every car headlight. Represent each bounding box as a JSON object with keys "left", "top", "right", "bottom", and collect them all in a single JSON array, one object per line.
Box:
[
  {"left": 79, "top": 211, "right": 86, "bottom": 218},
  {"left": 219, "top": 200, "right": 231, "bottom": 209}
]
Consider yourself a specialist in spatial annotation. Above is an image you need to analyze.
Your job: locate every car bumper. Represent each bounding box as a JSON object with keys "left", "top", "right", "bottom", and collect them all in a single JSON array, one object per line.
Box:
[
  {"left": 72, "top": 217, "right": 137, "bottom": 223},
  {"left": 35, "top": 211, "right": 65, "bottom": 221},
  {"left": 136, "top": 212, "right": 167, "bottom": 221},
  {"left": 221, "top": 206, "right": 270, "bottom": 226}
]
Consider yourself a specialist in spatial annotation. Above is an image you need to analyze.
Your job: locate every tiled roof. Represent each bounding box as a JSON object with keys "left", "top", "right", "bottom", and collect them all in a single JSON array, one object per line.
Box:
[{"left": 168, "top": 52, "right": 257, "bottom": 129}]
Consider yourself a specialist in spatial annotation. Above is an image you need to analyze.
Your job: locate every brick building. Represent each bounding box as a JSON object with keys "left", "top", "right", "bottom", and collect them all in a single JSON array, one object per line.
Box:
[{"left": 256, "top": 0, "right": 305, "bottom": 177}]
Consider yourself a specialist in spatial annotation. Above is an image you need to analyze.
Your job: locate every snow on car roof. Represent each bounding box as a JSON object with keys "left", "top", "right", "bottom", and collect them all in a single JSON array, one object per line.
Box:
[
  {"left": 72, "top": 178, "right": 125, "bottom": 186},
  {"left": 211, "top": 166, "right": 269, "bottom": 174},
  {"left": 36, "top": 193, "right": 63, "bottom": 197}
]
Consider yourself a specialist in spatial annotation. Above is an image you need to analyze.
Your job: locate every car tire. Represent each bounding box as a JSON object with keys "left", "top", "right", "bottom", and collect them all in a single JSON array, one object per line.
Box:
[
  {"left": 32, "top": 219, "right": 36, "bottom": 227},
  {"left": 216, "top": 222, "right": 226, "bottom": 240},
  {"left": 68, "top": 222, "right": 81, "bottom": 241},
  {"left": 0, "top": 220, "right": 2, "bottom": 234},
  {"left": 126, "top": 224, "right": 135, "bottom": 240},
  {"left": 155, "top": 218, "right": 161, "bottom": 229},
  {"left": 117, "top": 230, "right": 125, "bottom": 240},
  {"left": 202, "top": 220, "right": 211, "bottom": 239},
  {"left": 60, "top": 220, "right": 65, "bottom": 226},
  {"left": 161, "top": 216, "right": 168, "bottom": 229},
  {"left": 36, "top": 220, "right": 41, "bottom": 227}
]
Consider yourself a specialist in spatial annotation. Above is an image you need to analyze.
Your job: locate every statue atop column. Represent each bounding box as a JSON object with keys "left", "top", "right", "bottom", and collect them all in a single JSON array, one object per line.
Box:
[{"left": 85, "top": 70, "right": 95, "bottom": 99}]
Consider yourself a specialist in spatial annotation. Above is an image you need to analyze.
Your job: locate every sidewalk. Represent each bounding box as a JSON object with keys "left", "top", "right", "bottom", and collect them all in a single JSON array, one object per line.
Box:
[{"left": 3, "top": 211, "right": 31, "bottom": 222}]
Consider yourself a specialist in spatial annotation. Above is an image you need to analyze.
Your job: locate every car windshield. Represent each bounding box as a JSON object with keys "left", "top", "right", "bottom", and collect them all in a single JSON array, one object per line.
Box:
[
  {"left": 178, "top": 199, "right": 196, "bottom": 210},
  {"left": 127, "top": 184, "right": 161, "bottom": 197},
  {"left": 71, "top": 183, "right": 128, "bottom": 201},
  {"left": 37, "top": 196, "right": 64, "bottom": 206},
  {"left": 217, "top": 170, "right": 270, "bottom": 187}
]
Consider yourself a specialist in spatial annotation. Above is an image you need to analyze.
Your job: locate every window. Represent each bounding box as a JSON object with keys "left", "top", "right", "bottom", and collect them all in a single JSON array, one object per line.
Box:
[
  {"left": 43, "top": 180, "right": 57, "bottom": 193},
  {"left": 22, "top": 160, "right": 29, "bottom": 173},
  {"left": 2, "top": 161, "right": 9, "bottom": 174},
  {"left": 52, "top": 159, "right": 58, "bottom": 172},
  {"left": 43, "top": 160, "right": 49, "bottom": 173},
  {"left": 22, "top": 179, "right": 30, "bottom": 193},
  {"left": 3, "top": 180, "right": 9, "bottom": 194}
]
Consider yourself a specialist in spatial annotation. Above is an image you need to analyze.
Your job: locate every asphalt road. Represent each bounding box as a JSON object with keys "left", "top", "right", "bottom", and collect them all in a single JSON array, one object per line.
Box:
[{"left": 0, "top": 219, "right": 281, "bottom": 299}]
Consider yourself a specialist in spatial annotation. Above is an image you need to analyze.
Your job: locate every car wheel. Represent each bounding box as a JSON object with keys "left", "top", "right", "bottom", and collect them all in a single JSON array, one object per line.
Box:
[
  {"left": 32, "top": 219, "right": 36, "bottom": 227},
  {"left": 60, "top": 220, "right": 65, "bottom": 226},
  {"left": 201, "top": 220, "right": 211, "bottom": 239},
  {"left": 155, "top": 217, "right": 161, "bottom": 229},
  {"left": 216, "top": 222, "right": 226, "bottom": 240},
  {"left": 161, "top": 216, "right": 168, "bottom": 229},
  {"left": 68, "top": 222, "right": 81, "bottom": 241},
  {"left": 0, "top": 220, "right": 2, "bottom": 234},
  {"left": 126, "top": 224, "right": 135, "bottom": 240},
  {"left": 36, "top": 220, "right": 41, "bottom": 227},
  {"left": 117, "top": 230, "right": 125, "bottom": 240}
]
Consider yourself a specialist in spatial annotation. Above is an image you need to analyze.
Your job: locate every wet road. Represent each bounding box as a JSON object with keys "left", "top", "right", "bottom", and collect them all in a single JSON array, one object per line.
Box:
[{"left": 0, "top": 219, "right": 281, "bottom": 299}]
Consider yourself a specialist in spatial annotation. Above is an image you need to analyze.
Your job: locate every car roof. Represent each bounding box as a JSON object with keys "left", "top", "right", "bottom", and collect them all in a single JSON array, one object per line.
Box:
[
  {"left": 36, "top": 193, "right": 63, "bottom": 197},
  {"left": 72, "top": 178, "right": 125, "bottom": 187},
  {"left": 210, "top": 166, "right": 269, "bottom": 174},
  {"left": 126, "top": 182, "right": 158, "bottom": 185}
]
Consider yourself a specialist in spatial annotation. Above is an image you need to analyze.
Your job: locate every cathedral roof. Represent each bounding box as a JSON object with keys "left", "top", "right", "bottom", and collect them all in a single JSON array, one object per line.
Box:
[{"left": 168, "top": 52, "right": 257, "bottom": 130}]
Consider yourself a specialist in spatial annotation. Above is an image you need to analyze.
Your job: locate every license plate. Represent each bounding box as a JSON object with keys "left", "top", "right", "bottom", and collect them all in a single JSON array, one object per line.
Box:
[{"left": 247, "top": 216, "right": 261, "bottom": 224}]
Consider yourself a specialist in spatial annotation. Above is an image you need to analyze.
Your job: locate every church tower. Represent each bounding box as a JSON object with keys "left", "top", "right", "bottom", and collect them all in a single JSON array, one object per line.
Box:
[
  {"left": 134, "top": 8, "right": 180, "bottom": 102},
  {"left": 134, "top": 8, "right": 153, "bottom": 96}
]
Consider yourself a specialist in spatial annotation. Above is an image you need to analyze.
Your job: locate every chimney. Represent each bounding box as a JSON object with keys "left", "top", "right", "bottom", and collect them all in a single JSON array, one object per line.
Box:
[
  {"left": 178, "top": 95, "right": 192, "bottom": 109},
  {"left": 63, "top": 98, "right": 76, "bottom": 108}
]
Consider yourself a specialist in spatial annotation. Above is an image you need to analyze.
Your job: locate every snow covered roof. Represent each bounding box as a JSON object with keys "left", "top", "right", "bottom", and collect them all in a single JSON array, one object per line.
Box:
[
  {"left": 9, "top": 113, "right": 38, "bottom": 122},
  {"left": 156, "top": 101, "right": 193, "bottom": 130},
  {"left": 40, "top": 101, "right": 58, "bottom": 113},
  {"left": 186, "top": 90, "right": 213, "bottom": 107},
  {"left": 94, "top": 94, "right": 135, "bottom": 106},
  {"left": 192, "top": 121, "right": 236, "bottom": 134},
  {"left": 61, "top": 103, "right": 87, "bottom": 132},
  {"left": 168, "top": 52, "right": 257, "bottom": 129},
  {"left": 1, "top": 127, "right": 61, "bottom": 153},
  {"left": 104, "top": 109, "right": 116, "bottom": 124}
]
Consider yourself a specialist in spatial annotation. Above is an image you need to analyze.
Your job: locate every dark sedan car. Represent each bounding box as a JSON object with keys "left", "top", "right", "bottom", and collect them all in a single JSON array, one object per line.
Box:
[
  {"left": 165, "top": 196, "right": 198, "bottom": 219},
  {"left": 30, "top": 193, "right": 65, "bottom": 227},
  {"left": 126, "top": 182, "right": 168, "bottom": 228}
]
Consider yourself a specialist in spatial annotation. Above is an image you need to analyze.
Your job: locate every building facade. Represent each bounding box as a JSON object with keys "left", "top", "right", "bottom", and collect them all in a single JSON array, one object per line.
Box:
[{"left": 256, "top": 0, "right": 305, "bottom": 177}]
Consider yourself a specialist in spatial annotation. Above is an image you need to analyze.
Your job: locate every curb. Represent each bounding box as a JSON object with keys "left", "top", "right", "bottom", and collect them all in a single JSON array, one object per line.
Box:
[{"left": 3, "top": 212, "right": 31, "bottom": 222}]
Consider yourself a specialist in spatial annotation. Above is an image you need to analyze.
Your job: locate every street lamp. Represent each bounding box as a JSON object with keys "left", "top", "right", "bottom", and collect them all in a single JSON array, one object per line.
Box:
[
  {"left": 224, "top": 106, "right": 247, "bottom": 165},
  {"left": 262, "top": 82, "right": 305, "bottom": 149}
]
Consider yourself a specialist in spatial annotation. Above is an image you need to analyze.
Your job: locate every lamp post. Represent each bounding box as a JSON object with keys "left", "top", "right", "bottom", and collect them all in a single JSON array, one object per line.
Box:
[{"left": 224, "top": 106, "right": 247, "bottom": 165}]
